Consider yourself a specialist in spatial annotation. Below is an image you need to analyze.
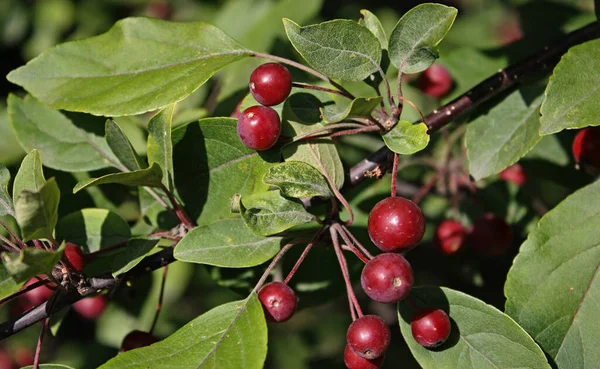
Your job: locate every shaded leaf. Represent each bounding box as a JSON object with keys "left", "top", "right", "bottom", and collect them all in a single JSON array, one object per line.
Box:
[
  {"left": 382, "top": 120, "right": 429, "bottom": 155},
  {"left": 398, "top": 286, "right": 551, "bottom": 369},
  {"left": 359, "top": 9, "right": 387, "bottom": 50},
  {"left": 540, "top": 39, "right": 600, "bottom": 135},
  {"left": 73, "top": 163, "right": 163, "bottom": 193},
  {"left": 15, "top": 178, "right": 60, "bottom": 242},
  {"left": 1, "top": 245, "right": 64, "bottom": 283},
  {"left": 147, "top": 104, "right": 175, "bottom": 191},
  {"left": 0, "top": 164, "right": 14, "bottom": 217},
  {"left": 0, "top": 263, "right": 22, "bottom": 300},
  {"left": 389, "top": 3, "right": 457, "bottom": 74},
  {"left": 321, "top": 97, "right": 382, "bottom": 124},
  {"left": 7, "top": 94, "right": 117, "bottom": 172},
  {"left": 12, "top": 149, "right": 45, "bottom": 202},
  {"left": 241, "top": 190, "right": 315, "bottom": 236},
  {"left": 98, "top": 294, "right": 267, "bottom": 369},
  {"left": 7, "top": 18, "right": 251, "bottom": 116},
  {"left": 505, "top": 180, "right": 600, "bottom": 368},
  {"left": 174, "top": 217, "right": 281, "bottom": 267},
  {"left": 85, "top": 237, "right": 160, "bottom": 277},
  {"left": 264, "top": 161, "right": 331, "bottom": 199},
  {"left": 106, "top": 119, "right": 145, "bottom": 171},
  {"left": 283, "top": 18, "right": 382, "bottom": 81},
  {"left": 524, "top": 134, "right": 569, "bottom": 166}
]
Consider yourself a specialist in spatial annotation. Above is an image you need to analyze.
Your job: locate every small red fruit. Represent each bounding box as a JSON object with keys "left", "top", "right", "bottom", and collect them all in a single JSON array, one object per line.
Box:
[
  {"left": 120, "top": 330, "right": 159, "bottom": 352},
  {"left": 418, "top": 64, "right": 453, "bottom": 98},
  {"left": 344, "top": 345, "right": 384, "bottom": 369},
  {"left": 20, "top": 278, "right": 54, "bottom": 308},
  {"left": 249, "top": 63, "right": 292, "bottom": 106},
  {"left": 258, "top": 282, "right": 297, "bottom": 323},
  {"left": 572, "top": 127, "right": 600, "bottom": 170},
  {"left": 13, "top": 346, "right": 34, "bottom": 367},
  {"left": 0, "top": 347, "right": 12, "bottom": 369},
  {"left": 73, "top": 295, "right": 108, "bottom": 320},
  {"left": 361, "top": 253, "right": 413, "bottom": 303},
  {"left": 434, "top": 220, "right": 468, "bottom": 255},
  {"left": 346, "top": 315, "right": 390, "bottom": 360},
  {"left": 62, "top": 242, "right": 85, "bottom": 273},
  {"left": 237, "top": 106, "right": 281, "bottom": 151},
  {"left": 468, "top": 213, "right": 512, "bottom": 256},
  {"left": 411, "top": 308, "right": 451, "bottom": 348},
  {"left": 499, "top": 163, "right": 527, "bottom": 186},
  {"left": 367, "top": 197, "right": 425, "bottom": 253}
]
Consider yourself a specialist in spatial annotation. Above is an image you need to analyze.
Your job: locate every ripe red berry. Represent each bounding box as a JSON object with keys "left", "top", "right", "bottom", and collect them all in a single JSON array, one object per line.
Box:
[
  {"left": 20, "top": 278, "right": 54, "bottom": 308},
  {"left": 237, "top": 106, "right": 281, "bottom": 151},
  {"left": 346, "top": 315, "right": 390, "bottom": 360},
  {"left": 499, "top": 163, "right": 527, "bottom": 186},
  {"left": 258, "top": 282, "right": 297, "bottom": 323},
  {"left": 411, "top": 308, "right": 451, "bottom": 348},
  {"left": 367, "top": 197, "right": 425, "bottom": 253},
  {"left": 120, "top": 330, "right": 159, "bottom": 352},
  {"left": 249, "top": 63, "right": 292, "bottom": 106},
  {"left": 468, "top": 213, "right": 512, "bottom": 256},
  {"left": 572, "top": 127, "right": 600, "bottom": 170},
  {"left": 73, "top": 295, "right": 108, "bottom": 320},
  {"left": 434, "top": 220, "right": 468, "bottom": 255},
  {"left": 62, "top": 242, "right": 85, "bottom": 273},
  {"left": 0, "top": 347, "right": 12, "bottom": 369},
  {"left": 418, "top": 64, "right": 452, "bottom": 98},
  {"left": 344, "top": 345, "right": 384, "bottom": 369},
  {"left": 361, "top": 253, "right": 413, "bottom": 303}
]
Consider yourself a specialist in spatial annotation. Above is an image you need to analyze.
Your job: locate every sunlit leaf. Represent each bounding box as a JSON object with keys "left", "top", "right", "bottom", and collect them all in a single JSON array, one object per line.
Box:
[
  {"left": 264, "top": 161, "right": 331, "bottom": 199},
  {"left": 73, "top": 163, "right": 163, "bottom": 193},
  {"left": 382, "top": 120, "right": 429, "bottom": 155}
]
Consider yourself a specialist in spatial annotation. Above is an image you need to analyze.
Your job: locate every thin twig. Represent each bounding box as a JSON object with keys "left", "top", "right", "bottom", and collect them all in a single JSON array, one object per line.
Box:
[
  {"left": 330, "top": 227, "right": 363, "bottom": 319},
  {"left": 0, "top": 220, "right": 26, "bottom": 249},
  {"left": 283, "top": 228, "right": 325, "bottom": 285},
  {"left": 149, "top": 265, "right": 169, "bottom": 335},
  {"left": 390, "top": 153, "right": 399, "bottom": 198},
  {"left": 159, "top": 184, "right": 194, "bottom": 229},
  {"left": 0, "top": 234, "right": 19, "bottom": 252},
  {"left": 337, "top": 224, "right": 374, "bottom": 261},
  {"left": 291, "top": 82, "right": 352, "bottom": 99}
]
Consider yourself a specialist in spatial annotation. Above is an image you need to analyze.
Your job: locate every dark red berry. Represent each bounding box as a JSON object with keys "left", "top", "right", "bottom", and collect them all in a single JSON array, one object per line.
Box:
[
  {"left": 249, "top": 63, "right": 292, "bottom": 106},
  {"left": 361, "top": 253, "right": 413, "bottom": 303},
  {"left": 62, "top": 242, "right": 85, "bottom": 273},
  {"left": 418, "top": 64, "right": 452, "bottom": 98},
  {"left": 344, "top": 345, "right": 384, "bottom": 369},
  {"left": 346, "top": 315, "right": 390, "bottom": 360},
  {"left": 120, "top": 330, "right": 159, "bottom": 352},
  {"left": 434, "top": 220, "right": 468, "bottom": 255},
  {"left": 468, "top": 213, "right": 512, "bottom": 256},
  {"left": 13, "top": 346, "right": 34, "bottom": 368},
  {"left": 237, "top": 105, "right": 281, "bottom": 151},
  {"left": 411, "top": 308, "right": 451, "bottom": 348},
  {"left": 73, "top": 295, "right": 108, "bottom": 320},
  {"left": 258, "top": 282, "right": 297, "bottom": 323},
  {"left": 499, "top": 163, "right": 527, "bottom": 187},
  {"left": 20, "top": 277, "right": 54, "bottom": 308},
  {"left": 367, "top": 197, "right": 425, "bottom": 253},
  {"left": 0, "top": 347, "right": 12, "bottom": 369},
  {"left": 572, "top": 127, "right": 600, "bottom": 170}
]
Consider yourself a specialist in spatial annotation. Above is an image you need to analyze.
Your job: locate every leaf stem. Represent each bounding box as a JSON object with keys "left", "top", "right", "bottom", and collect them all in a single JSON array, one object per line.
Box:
[
  {"left": 0, "top": 220, "right": 26, "bottom": 249},
  {"left": 159, "top": 184, "right": 194, "bottom": 230},
  {"left": 283, "top": 227, "right": 326, "bottom": 285},
  {"left": 291, "top": 82, "right": 353, "bottom": 99},
  {"left": 149, "top": 265, "right": 168, "bottom": 335},
  {"left": 252, "top": 241, "right": 297, "bottom": 294},
  {"left": 337, "top": 224, "right": 374, "bottom": 261},
  {"left": 330, "top": 226, "right": 363, "bottom": 319}
]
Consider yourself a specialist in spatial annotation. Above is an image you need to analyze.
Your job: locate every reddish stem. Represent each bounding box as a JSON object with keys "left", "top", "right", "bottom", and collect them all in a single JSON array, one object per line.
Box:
[
  {"left": 412, "top": 173, "right": 440, "bottom": 205},
  {"left": 283, "top": 228, "right": 325, "bottom": 285},
  {"left": 292, "top": 82, "right": 351, "bottom": 98},
  {"left": 335, "top": 223, "right": 373, "bottom": 261},
  {"left": 341, "top": 245, "right": 370, "bottom": 264},
  {"left": 0, "top": 220, "right": 26, "bottom": 249},
  {"left": 160, "top": 184, "right": 195, "bottom": 230},
  {"left": 0, "top": 279, "right": 55, "bottom": 306},
  {"left": 253, "top": 242, "right": 297, "bottom": 294},
  {"left": 391, "top": 153, "right": 399, "bottom": 198},
  {"left": 0, "top": 234, "right": 19, "bottom": 252},
  {"left": 149, "top": 265, "right": 168, "bottom": 335},
  {"left": 330, "top": 227, "right": 363, "bottom": 319}
]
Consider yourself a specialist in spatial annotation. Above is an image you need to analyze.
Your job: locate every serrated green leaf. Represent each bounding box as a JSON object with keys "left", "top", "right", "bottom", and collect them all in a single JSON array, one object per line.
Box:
[
  {"left": 7, "top": 18, "right": 251, "bottom": 116},
  {"left": 73, "top": 163, "right": 163, "bottom": 193},
  {"left": 85, "top": 237, "right": 160, "bottom": 277},
  {"left": 321, "top": 97, "right": 382, "bottom": 124},
  {"left": 55, "top": 208, "right": 131, "bottom": 253},
  {"left": 382, "top": 120, "right": 429, "bottom": 155},
  {"left": 264, "top": 161, "right": 331, "bottom": 199},
  {"left": 1, "top": 245, "right": 64, "bottom": 283},
  {"left": 389, "top": 3, "right": 457, "bottom": 74},
  {"left": 174, "top": 217, "right": 281, "bottom": 267},
  {"left": 283, "top": 18, "right": 381, "bottom": 81},
  {"left": 359, "top": 9, "right": 387, "bottom": 50},
  {"left": 13, "top": 149, "right": 45, "bottom": 202},
  {"left": 98, "top": 294, "right": 267, "bottom": 369},
  {"left": 241, "top": 191, "right": 315, "bottom": 236},
  {"left": 106, "top": 119, "right": 145, "bottom": 171},
  {"left": 7, "top": 94, "right": 118, "bottom": 172},
  {"left": 0, "top": 164, "right": 14, "bottom": 217},
  {"left": 540, "top": 39, "right": 600, "bottom": 135},
  {"left": 398, "top": 286, "right": 551, "bottom": 369},
  {"left": 15, "top": 178, "right": 60, "bottom": 242},
  {"left": 505, "top": 180, "right": 600, "bottom": 368},
  {"left": 0, "top": 263, "right": 22, "bottom": 300},
  {"left": 147, "top": 104, "right": 175, "bottom": 191},
  {"left": 466, "top": 88, "right": 543, "bottom": 180}
]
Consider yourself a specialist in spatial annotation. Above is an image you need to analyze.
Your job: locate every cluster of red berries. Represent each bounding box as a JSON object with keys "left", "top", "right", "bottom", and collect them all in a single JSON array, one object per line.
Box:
[{"left": 237, "top": 63, "right": 292, "bottom": 151}]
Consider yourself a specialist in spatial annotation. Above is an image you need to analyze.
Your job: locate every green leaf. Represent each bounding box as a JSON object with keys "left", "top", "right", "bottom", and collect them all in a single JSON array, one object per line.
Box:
[
  {"left": 55, "top": 208, "right": 131, "bottom": 253},
  {"left": 7, "top": 94, "right": 117, "bottom": 172},
  {"left": 73, "top": 163, "right": 163, "bottom": 193},
  {"left": 6, "top": 18, "right": 251, "bottom": 116},
  {"left": 85, "top": 237, "right": 160, "bottom": 277},
  {"left": 22, "top": 365, "right": 76, "bottom": 369},
  {"left": 321, "top": 97, "right": 382, "bottom": 124},
  {"left": 505, "top": 179, "right": 600, "bottom": 368},
  {"left": 98, "top": 294, "right": 267, "bottom": 369},
  {"left": 398, "top": 286, "right": 551, "bottom": 369},
  {"left": 0, "top": 105, "right": 24, "bottom": 167},
  {"left": 540, "top": 39, "right": 600, "bottom": 135},
  {"left": 0, "top": 164, "right": 14, "bottom": 217},
  {"left": 105, "top": 119, "right": 146, "bottom": 171},
  {"left": 525, "top": 134, "right": 569, "bottom": 166},
  {"left": 13, "top": 149, "right": 45, "bottom": 202},
  {"left": 0, "top": 263, "right": 23, "bottom": 300},
  {"left": 147, "top": 104, "right": 175, "bottom": 191},
  {"left": 1, "top": 245, "right": 64, "bottom": 283},
  {"left": 15, "top": 178, "right": 60, "bottom": 242},
  {"left": 466, "top": 88, "right": 543, "bottom": 180},
  {"left": 382, "top": 120, "right": 430, "bottom": 155},
  {"left": 359, "top": 9, "right": 387, "bottom": 50},
  {"left": 389, "top": 3, "right": 458, "bottom": 74},
  {"left": 283, "top": 18, "right": 382, "bottom": 81},
  {"left": 264, "top": 161, "right": 331, "bottom": 199},
  {"left": 241, "top": 190, "right": 315, "bottom": 236},
  {"left": 174, "top": 217, "right": 281, "bottom": 267}
]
